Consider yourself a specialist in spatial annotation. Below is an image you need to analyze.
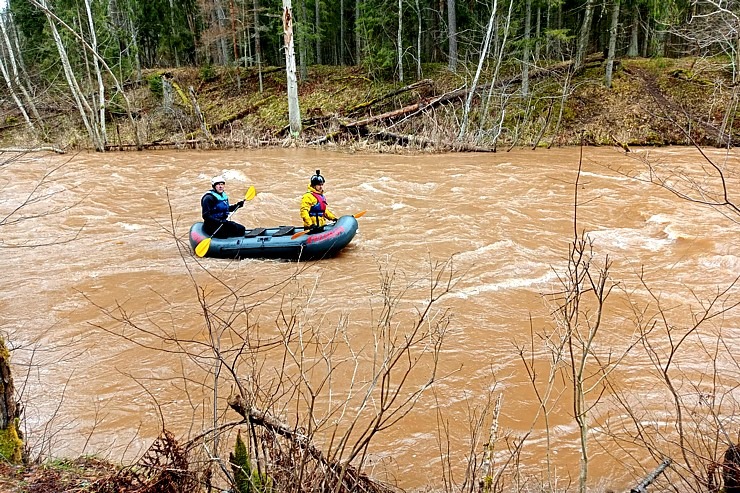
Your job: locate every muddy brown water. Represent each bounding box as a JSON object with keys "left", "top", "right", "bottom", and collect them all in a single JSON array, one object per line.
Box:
[{"left": 1, "top": 147, "right": 738, "bottom": 489}]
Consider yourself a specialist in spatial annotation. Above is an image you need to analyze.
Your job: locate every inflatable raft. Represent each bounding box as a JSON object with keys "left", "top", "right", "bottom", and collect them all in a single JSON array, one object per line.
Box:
[{"left": 189, "top": 214, "right": 359, "bottom": 260}]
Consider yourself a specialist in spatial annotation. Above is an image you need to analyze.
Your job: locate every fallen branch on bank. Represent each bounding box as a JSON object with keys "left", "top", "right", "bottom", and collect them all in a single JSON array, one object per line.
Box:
[
  {"left": 345, "top": 78, "right": 435, "bottom": 116},
  {"left": 0, "top": 146, "right": 66, "bottom": 154},
  {"left": 306, "top": 55, "right": 607, "bottom": 149},
  {"left": 227, "top": 393, "right": 398, "bottom": 493}
]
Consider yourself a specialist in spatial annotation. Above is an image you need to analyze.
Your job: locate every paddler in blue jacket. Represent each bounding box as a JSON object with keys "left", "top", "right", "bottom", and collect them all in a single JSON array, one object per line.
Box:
[
  {"left": 300, "top": 169, "right": 338, "bottom": 230},
  {"left": 201, "top": 175, "right": 246, "bottom": 238}
]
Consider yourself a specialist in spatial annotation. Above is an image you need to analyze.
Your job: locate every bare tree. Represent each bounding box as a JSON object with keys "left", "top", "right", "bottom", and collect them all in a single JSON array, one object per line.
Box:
[
  {"left": 92, "top": 250, "right": 457, "bottom": 492},
  {"left": 447, "top": 0, "right": 457, "bottom": 72},
  {"left": 458, "top": 0, "right": 498, "bottom": 141},
  {"left": 29, "top": 0, "right": 143, "bottom": 150},
  {"left": 575, "top": 0, "right": 595, "bottom": 70},
  {"left": 283, "top": 0, "right": 303, "bottom": 136},
  {"left": 605, "top": 0, "right": 620, "bottom": 88},
  {"left": 0, "top": 12, "right": 41, "bottom": 135}
]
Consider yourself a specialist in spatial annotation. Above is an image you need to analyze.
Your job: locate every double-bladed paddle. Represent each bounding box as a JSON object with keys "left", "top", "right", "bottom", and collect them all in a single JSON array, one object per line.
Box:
[
  {"left": 290, "top": 210, "right": 366, "bottom": 240},
  {"left": 195, "top": 185, "right": 257, "bottom": 257}
]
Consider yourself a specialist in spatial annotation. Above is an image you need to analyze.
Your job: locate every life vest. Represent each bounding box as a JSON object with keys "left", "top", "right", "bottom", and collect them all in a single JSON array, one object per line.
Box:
[
  {"left": 204, "top": 190, "right": 230, "bottom": 221},
  {"left": 309, "top": 192, "right": 328, "bottom": 218}
]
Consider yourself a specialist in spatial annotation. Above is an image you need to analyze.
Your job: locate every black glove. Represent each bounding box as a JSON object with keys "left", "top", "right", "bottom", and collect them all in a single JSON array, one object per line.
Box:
[{"left": 235, "top": 200, "right": 245, "bottom": 208}]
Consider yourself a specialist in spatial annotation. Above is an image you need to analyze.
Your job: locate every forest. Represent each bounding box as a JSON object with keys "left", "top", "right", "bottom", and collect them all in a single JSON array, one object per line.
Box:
[{"left": 1, "top": 0, "right": 740, "bottom": 151}]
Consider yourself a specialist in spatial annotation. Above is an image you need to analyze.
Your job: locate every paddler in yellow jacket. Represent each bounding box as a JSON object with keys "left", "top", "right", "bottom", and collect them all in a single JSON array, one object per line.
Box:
[{"left": 300, "top": 169, "right": 339, "bottom": 230}]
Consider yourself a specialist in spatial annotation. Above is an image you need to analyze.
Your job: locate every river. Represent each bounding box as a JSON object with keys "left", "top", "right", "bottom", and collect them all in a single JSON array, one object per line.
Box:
[{"left": 1, "top": 146, "right": 738, "bottom": 490}]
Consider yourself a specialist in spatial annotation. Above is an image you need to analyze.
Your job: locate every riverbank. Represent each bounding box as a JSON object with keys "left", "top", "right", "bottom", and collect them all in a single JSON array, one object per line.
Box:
[{"left": 0, "top": 56, "right": 737, "bottom": 152}]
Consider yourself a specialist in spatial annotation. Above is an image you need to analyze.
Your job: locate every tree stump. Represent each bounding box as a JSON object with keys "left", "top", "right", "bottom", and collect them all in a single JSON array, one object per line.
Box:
[
  {"left": 725, "top": 444, "right": 740, "bottom": 493},
  {"left": 0, "top": 337, "right": 23, "bottom": 463}
]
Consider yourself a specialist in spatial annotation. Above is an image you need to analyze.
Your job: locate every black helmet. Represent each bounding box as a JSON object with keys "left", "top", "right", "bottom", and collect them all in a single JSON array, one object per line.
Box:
[{"left": 310, "top": 169, "right": 325, "bottom": 187}]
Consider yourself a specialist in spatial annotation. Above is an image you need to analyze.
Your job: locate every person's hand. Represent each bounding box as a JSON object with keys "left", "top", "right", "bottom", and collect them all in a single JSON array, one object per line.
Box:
[{"left": 236, "top": 200, "right": 245, "bottom": 208}]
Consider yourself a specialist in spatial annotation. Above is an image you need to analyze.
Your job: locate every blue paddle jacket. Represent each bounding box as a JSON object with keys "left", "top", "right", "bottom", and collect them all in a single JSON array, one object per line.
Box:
[{"left": 202, "top": 190, "right": 239, "bottom": 223}]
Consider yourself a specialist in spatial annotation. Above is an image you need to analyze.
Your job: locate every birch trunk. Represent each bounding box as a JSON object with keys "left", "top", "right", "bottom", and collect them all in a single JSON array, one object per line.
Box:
[
  {"left": 0, "top": 54, "right": 34, "bottom": 132},
  {"left": 479, "top": 0, "right": 513, "bottom": 144},
  {"left": 283, "top": 0, "right": 302, "bottom": 135},
  {"left": 30, "top": 0, "right": 142, "bottom": 149},
  {"left": 604, "top": 0, "right": 620, "bottom": 88},
  {"left": 0, "top": 13, "right": 41, "bottom": 127},
  {"left": 397, "top": 0, "right": 403, "bottom": 82},
  {"left": 458, "top": 0, "right": 497, "bottom": 140},
  {"left": 39, "top": 0, "right": 103, "bottom": 150},
  {"left": 84, "top": 0, "right": 107, "bottom": 145}
]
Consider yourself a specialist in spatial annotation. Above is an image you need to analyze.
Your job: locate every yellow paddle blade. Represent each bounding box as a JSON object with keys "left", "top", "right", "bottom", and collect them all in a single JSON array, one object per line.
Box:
[
  {"left": 194, "top": 237, "right": 212, "bottom": 257},
  {"left": 245, "top": 185, "right": 256, "bottom": 201},
  {"left": 353, "top": 210, "right": 367, "bottom": 218}
]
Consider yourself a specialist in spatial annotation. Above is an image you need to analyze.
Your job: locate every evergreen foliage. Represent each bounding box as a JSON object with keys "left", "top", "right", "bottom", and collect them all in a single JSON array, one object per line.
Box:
[{"left": 229, "top": 429, "right": 271, "bottom": 493}]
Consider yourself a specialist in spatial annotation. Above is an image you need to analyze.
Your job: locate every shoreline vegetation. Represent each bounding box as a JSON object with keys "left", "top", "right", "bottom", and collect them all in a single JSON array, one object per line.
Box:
[{"left": 1, "top": 56, "right": 739, "bottom": 153}]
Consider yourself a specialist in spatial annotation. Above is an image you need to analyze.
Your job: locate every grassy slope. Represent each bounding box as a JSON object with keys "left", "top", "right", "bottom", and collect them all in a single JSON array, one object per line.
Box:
[{"left": 0, "top": 57, "right": 737, "bottom": 150}]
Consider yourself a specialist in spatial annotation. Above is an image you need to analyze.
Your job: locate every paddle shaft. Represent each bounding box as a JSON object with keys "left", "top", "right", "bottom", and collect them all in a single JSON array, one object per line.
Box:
[{"left": 291, "top": 211, "right": 366, "bottom": 240}]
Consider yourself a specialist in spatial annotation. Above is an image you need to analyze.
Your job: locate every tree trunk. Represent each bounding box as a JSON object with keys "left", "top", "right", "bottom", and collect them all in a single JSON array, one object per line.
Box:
[
  {"left": 534, "top": 5, "right": 541, "bottom": 61},
  {"left": 397, "top": 0, "right": 403, "bottom": 82},
  {"left": 283, "top": 0, "right": 302, "bottom": 135},
  {"left": 215, "top": 0, "right": 230, "bottom": 64},
  {"left": 0, "top": 337, "right": 22, "bottom": 464},
  {"left": 605, "top": 0, "right": 620, "bottom": 88},
  {"left": 458, "top": 0, "right": 497, "bottom": 140},
  {"left": 627, "top": 2, "right": 639, "bottom": 57},
  {"left": 0, "top": 49, "right": 35, "bottom": 132},
  {"left": 229, "top": 0, "right": 239, "bottom": 62},
  {"left": 168, "top": 0, "right": 180, "bottom": 66},
  {"left": 84, "top": 0, "right": 107, "bottom": 146},
  {"left": 522, "top": 0, "right": 531, "bottom": 97},
  {"left": 575, "top": 0, "right": 595, "bottom": 70},
  {"left": 315, "top": 0, "right": 322, "bottom": 64},
  {"left": 355, "top": 0, "right": 362, "bottom": 64},
  {"left": 416, "top": 0, "right": 422, "bottom": 78},
  {"left": 340, "top": 0, "right": 345, "bottom": 64},
  {"left": 253, "top": 0, "right": 264, "bottom": 91},
  {"left": 479, "top": 0, "right": 513, "bottom": 144},
  {"left": 31, "top": 0, "right": 142, "bottom": 149},
  {"left": 298, "top": 0, "right": 308, "bottom": 80},
  {"left": 39, "top": 0, "right": 104, "bottom": 150},
  {"left": 0, "top": 13, "right": 41, "bottom": 128},
  {"left": 447, "top": 0, "right": 457, "bottom": 72}
]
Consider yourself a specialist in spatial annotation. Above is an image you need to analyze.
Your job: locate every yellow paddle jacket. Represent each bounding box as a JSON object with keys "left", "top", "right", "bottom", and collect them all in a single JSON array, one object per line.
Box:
[{"left": 300, "top": 186, "right": 338, "bottom": 227}]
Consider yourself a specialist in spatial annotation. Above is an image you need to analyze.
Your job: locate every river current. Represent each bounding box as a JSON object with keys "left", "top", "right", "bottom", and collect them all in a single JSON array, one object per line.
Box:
[{"left": 1, "top": 146, "right": 738, "bottom": 490}]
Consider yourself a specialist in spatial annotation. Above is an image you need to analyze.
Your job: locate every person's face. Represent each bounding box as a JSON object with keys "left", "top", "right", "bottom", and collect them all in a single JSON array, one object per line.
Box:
[
  {"left": 214, "top": 182, "right": 225, "bottom": 193},
  {"left": 314, "top": 183, "right": 324, "bottom": 192}
]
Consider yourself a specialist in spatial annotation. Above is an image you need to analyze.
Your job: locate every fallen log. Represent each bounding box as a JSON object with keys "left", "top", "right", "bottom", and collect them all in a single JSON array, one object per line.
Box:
[
  {"left": 345, "top": 79, "right": 434, "bottom": 116},
  {"left": 340, "top": 55, "right": 606, "bottom": 131},
  {"left": 0, "top": 146, "right": 65, "bottom": 154},
  {"left": 227, "top": 393, "right": 398, "bottom": 493}
]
